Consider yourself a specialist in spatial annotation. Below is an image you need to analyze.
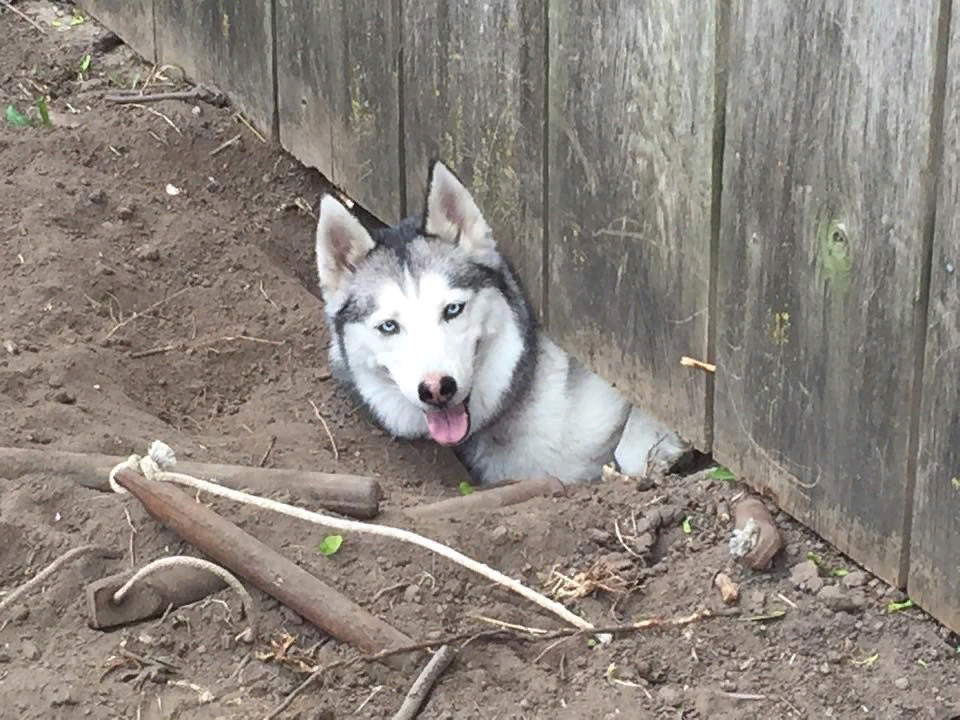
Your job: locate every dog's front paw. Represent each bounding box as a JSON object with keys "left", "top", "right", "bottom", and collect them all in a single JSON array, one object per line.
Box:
[{"left": 613, "top": 409, "right": 694, "bottom": 479}]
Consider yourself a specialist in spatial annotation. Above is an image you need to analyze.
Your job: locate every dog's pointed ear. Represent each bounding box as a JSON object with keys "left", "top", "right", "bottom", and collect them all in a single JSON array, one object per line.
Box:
[
  {"left": 423, "top": 161, "right": 495, "bottom": 255},
  {"left": 315, "top": 194, "right": 375, "bottom": 294}
]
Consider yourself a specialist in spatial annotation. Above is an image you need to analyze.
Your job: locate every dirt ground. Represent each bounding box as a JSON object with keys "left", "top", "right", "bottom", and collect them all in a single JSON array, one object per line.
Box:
[{"left": 1, "top": 3, "right": 958, "bottom": 719}]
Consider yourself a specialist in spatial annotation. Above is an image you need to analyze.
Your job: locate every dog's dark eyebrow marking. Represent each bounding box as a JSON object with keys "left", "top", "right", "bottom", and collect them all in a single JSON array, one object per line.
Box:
[
  {"left": 334, "top": 293, "right": 376, "bottom": 334},
  {"left": 449, "top": 262, "right": 508, "bottom": 293}
]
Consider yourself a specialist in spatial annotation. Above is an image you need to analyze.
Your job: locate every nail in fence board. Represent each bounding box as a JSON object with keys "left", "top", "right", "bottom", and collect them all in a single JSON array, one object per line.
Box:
[
  {"left": 78, "top": 0, "right": 155, "bottom": 64},
  {"left": 155, "top": 0, "right": 275, "bottom": 142},
  {"left": 276, "top": 0, "right": 402, "bottom": 223},
  {"left": 402, "top": 0, "right": 545, "bottom": 319},
  {"left": 714, "top": 0, "right": 939, "bottom": 586},
  {"left": 547, "top": 0, "right": 715, "bottom": 447},
  {"left": 909, "top": 11, "right": 960, "bottom": 634}
]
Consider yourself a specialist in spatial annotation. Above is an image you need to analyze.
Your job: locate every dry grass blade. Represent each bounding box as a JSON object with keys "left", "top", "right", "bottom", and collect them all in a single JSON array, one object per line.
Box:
[
  {"left": 127, "top": 103, "right": 182, "bottom": 134},
  {"left": 1, "top": 0, "right": 46, "bottom": 34},
  {"left": 103, "top": 287, "right": 189, "bottom": 340},
  {"left": 308, "top": 399, "right": 339, "bottom": 461}
]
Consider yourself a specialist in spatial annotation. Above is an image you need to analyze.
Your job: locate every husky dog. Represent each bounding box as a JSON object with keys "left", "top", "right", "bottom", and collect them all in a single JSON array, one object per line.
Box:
[{"left": 313, "top": 160, "right": 691, "bottom": 485}]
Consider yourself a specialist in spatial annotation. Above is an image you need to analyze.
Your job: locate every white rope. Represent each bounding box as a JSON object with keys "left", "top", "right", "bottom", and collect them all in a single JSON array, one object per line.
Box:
[
  {"left": 110, "top": 441, "right": 608, "bottom": 641},
  {"left": 113, "top": 555, "right": 255, "bottom": 643}
]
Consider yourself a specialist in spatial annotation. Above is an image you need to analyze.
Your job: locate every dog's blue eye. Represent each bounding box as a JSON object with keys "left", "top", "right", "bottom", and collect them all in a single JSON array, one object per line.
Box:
[
  {"left": 377, "top": 320, "right": 399, "bottom": 335},
  {"left": 443, "top": 302, "right": 466, "bottom": 321}
]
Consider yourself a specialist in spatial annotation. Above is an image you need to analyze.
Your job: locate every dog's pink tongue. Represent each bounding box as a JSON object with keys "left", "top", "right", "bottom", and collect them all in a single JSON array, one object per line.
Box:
[{"left": 425, "top": 404, "right": 469, "bottom": 446}]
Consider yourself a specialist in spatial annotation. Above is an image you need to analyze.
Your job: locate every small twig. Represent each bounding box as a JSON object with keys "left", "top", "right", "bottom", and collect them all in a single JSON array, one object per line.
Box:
[
  {"left": 105, "top": 86, "right": 227, "bottom": 107},
  {"left": 129, "top": 344, "right": 178, "bottom": 359},
  {"left": 355, "top": 685, "right": 384, "bottom": 714},
  {"left": 470, "top": 614, "right": 551, "bottom": 635},
  {"left": 129, "top": 334, "right": 284, "bottom": 358},
  {"left": 309, "top": 399, "right": 339, "bottom": 461},
  {"left": 210, "top": 133, "right": 242, "bottom": 157},
  {"left": 258, "top": 280, "right": 278, "bottom": 307},
  {"left": 680, "top": 355, "right": 716, "bottom": 373},
  {"left": 533, "top": 636, "right": 573, "bottom": 664},
  {"left": 391, "top": 646, "right": 455, "bottom": 720},
  {"left": 613, "top": 518, "right": 642, "bottom": 557},
  {"left": 367, "top": 610, "right": 719, "bottom": 663},
  {"left": 0, "top": 545, "right": 119, "bottom": 613},
  {"left": 0, "top": 0, "right": 46, "bottom": 34},
  {"left": 126, "top": 103, "right": 182, "bottom": 135},
  {"left": 234, "top": 112, "right": 266, "bottom": 143},
  {"left": 258, "top": 435, "right": 278, "bottom": 468},
  {"left": 776, "top": 592, "right": 799, "bottom": 609},
  {"left": 103, "top": 287, "right": 189, "bottom": 341},
  {"left": 123, "top": 507, "right": 138, "bottom": 569},
  {"left": 263, "top": 661, "right": 342, "bottom": 720},
  {"left": 369, "top": 581, "right": 408, "bottom": 606}
]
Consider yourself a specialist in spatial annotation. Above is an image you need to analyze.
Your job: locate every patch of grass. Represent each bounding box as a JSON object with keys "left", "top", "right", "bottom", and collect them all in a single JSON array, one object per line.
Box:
[{"left": 5, "top": 105, "right": 31, "bottom": 127}]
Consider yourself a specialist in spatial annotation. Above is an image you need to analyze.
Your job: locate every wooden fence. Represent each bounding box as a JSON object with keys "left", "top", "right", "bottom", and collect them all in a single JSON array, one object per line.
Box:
[{"left": 79, "top": 0, "right": 959, "bottom": 633}]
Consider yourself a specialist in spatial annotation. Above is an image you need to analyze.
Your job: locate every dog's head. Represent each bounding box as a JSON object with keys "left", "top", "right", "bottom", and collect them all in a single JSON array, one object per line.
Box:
[{"left": 314, "top": 161, "right": 530, "bottom": 446}]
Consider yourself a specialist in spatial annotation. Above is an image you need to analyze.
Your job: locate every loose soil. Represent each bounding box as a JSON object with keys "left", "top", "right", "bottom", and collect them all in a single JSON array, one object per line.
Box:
[{"left": 1, "top": 3, "right": 958, "bottom": 719}]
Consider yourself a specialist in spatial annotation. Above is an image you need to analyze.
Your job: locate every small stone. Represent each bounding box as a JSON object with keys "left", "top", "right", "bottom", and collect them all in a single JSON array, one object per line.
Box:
[
  {"left": 53, "top": 390, "right": 76, "bottom": 405},
  {"left": 817, "top": 585, "right": 866, "bottom": 613},
  {"left": 885, "top": 587, "right": 909, "bottom": 603},
  {"left": 135, "top": 244, "right": 160, "bottom": 262},
  {"left": 589, "top": 528, "right": 612, "bottom": 544},
  {"left": 48, "top": 685, "right": 77, "bottom": 707},
  {"left": 21, "top": 639, "right": 40, "bottom": 661},
  {"left": 47, "top": 373, "right": 64, "bottom": 388},
  {"left": 117, "top": 206, "right": 134, "bottom": 220},
  {"left": 491, "top": 525, "right": 509, "bottom": 544},
  {"left": 402, "top": 585, "right": 421, "bottom": 604},
  {"left": 818, "top": 662, "right": 830, "bottom": 675},
  {"left": 206, "top": 177, "right": 223, "bottom": 193},
  {"left": 790, "top": 560, "right": 820, "bottom": 589},
  {"left": 841, "top": 570, "right": 868, "bottom": 588},
  {"left": 3, "top": 339, "right": 18, "bottom": 355},
  {"left": 894, "top": 677, "right": 910, "bottom": 690},
  {"left": 0, "top": 652, "right": 10, "bottom": 663},
  {"left": 88, "top": 189, "right": 107, "bottom": 204},
  {"left": 658, "top": 685, "right": 683, "bottom": 707}
]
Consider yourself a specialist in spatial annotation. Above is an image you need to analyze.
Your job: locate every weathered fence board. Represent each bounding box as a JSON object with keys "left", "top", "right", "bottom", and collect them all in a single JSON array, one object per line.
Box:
[
  {"left": 714, "top": 0, "right": 939, "bottom": 585},
  {"left": 154, "top": 0, "right": 274, "bottom": 139},
  {"left": 276, "top": 0, "right": 402, "bottom": 223},
  {"left": 402, "top": 0, "right": 545, "bottom": 318},
  {"left": 275, "top": 0, "right": 338, "bottom": 181},
  {"left": 547, "top": 0, "right": 715, "bottom": 447},
  {"left": 78, "top": 0, "right": 154, "bottom": 64},
  {"left": 908, "top": 10, "right": 960, "bottom": 634}
]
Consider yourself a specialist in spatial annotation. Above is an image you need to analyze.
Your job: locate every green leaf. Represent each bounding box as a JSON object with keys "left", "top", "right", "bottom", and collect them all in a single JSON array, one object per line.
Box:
[
  {"left": 832, "top": 568, "right": 849, "bottom": 578},
  {"left": 458, "top": 480, "right": 475, "bottom": 496},
  {"left": 806, "top": 551, "right": 824, "bottom": 566},
  {"left": 35, "top": 96, "right": 52, "bottom": 128},
  {"left": 951, "top": 476, "right": 960, "bottom": 491},
  {"left": 316, "top": 534, "right": 343, "bottom": 556},
  {"left": 682, "top": 516, "right": 693, "bottom": 534},
  {"left": 887, "top": 598, "right": 914, "bottom": 613},
  {"left": 79, "top": 53, "right": 91, "bottom": 72},
  {"left": 5, "top": 105, "right": 32, "bottom": 127},
  {"left": 706, "top": 465, "right": 736, "bottom": 482}
]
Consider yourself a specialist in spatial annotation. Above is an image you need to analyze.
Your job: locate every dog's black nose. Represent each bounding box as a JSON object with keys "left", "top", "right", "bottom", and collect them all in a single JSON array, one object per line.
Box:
[{"left": 418, "top": 374, "right": 458, "bottom": 406}]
